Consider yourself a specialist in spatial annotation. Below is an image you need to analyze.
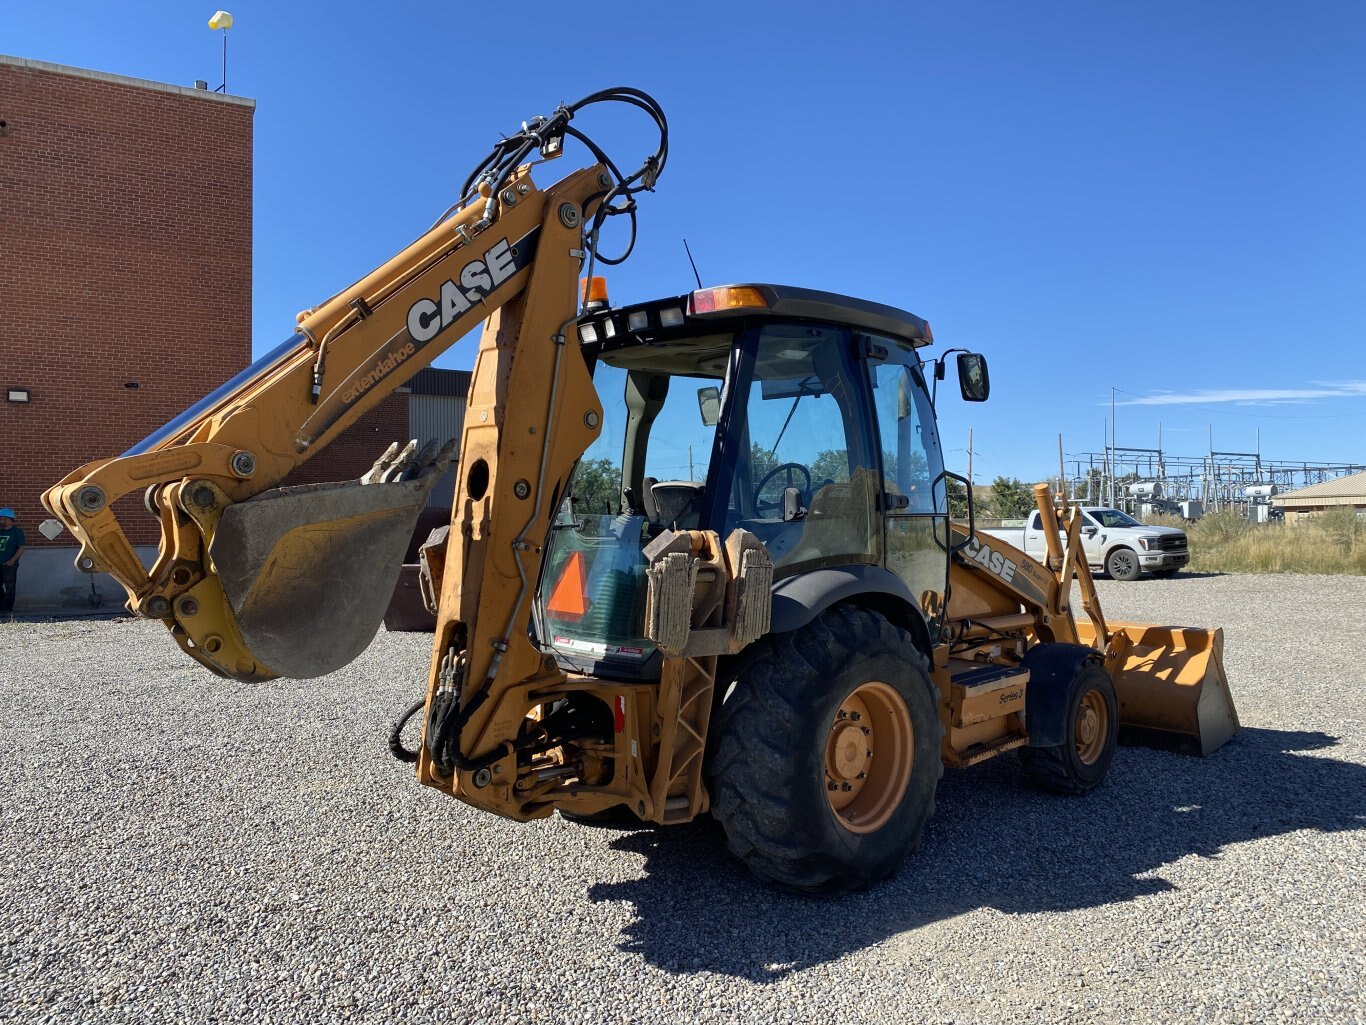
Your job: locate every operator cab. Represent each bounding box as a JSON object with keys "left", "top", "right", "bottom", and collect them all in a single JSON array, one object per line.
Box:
[{"left": 534, "top": 283, "right": 987, "bottom": 676}]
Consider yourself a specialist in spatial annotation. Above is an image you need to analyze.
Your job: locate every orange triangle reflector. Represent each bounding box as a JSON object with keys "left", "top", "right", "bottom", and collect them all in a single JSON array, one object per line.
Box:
[{"left": 546, "top": 550, "right": 589, "bottom": 621}]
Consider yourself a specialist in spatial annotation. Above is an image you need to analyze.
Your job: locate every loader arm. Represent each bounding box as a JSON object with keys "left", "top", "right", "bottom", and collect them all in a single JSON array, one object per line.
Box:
[
  {"left": 942, "top": 483, "right": 1237, "bottom": 755},
  {"left": 943, "top": 483, "right": 1107, "bottom": 648}
]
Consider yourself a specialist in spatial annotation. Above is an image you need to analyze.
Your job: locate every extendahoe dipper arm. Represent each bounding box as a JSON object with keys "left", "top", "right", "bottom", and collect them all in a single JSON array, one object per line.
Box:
[{"left": 43, "top": 90, "right": 668, "bottom": 683}]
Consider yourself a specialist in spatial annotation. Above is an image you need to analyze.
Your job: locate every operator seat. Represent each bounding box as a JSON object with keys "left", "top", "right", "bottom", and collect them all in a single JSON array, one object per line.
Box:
[
  {"left": 646, "top": 479, "right": 704, "bottom": 531},
  {"left": 779, "top": 466, "right": 880, "bottom": 566}
]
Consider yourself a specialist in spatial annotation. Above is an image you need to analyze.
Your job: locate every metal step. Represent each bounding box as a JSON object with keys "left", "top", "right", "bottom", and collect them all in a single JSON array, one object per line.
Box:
[{"left": 946, "top": 658, "right": 1029, "bottom": 729}]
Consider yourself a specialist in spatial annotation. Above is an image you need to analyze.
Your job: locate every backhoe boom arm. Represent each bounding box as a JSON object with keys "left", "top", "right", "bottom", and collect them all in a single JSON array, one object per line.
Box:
[{"left": 41, "top": 88, "right": 676, "bottom": 686}]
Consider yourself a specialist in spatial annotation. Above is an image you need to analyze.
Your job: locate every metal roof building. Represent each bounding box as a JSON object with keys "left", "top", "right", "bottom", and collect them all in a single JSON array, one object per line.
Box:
[
  {"left": 1273, "top": 470, "right": 1366, "bottom": 519},
  {"left": 407, "top": 368, "right": 472, "bottom": 509}
]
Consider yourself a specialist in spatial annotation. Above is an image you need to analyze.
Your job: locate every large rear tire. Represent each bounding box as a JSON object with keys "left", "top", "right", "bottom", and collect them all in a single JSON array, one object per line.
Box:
[
  {"left": 708, "top": 606, "right": 943, "bottom": 894},
  {"left": 1019, "top": 662, "right": 1118, "bottom": 794}
]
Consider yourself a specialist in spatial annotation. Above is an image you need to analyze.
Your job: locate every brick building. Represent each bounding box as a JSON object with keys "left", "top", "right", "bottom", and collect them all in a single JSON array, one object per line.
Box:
[
  {"left": 0, "top": 55, "right": 255, "bottom": 552},
  {"left": 0, "top": 55, "right": 469, "bottom": 611}
]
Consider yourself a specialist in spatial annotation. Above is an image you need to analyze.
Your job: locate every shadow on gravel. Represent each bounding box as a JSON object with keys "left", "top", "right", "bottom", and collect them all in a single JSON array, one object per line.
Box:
[
  {"left": 1142, "top": 570, "right": 1226, "bottom": 580},
  {"left": 586, "top": 728, "right": 1365, "bottom": 981}
]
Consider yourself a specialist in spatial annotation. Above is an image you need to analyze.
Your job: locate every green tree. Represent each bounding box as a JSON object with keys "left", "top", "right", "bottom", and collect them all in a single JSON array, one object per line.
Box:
[
  {"left": 748, "top": 443, "right": 780, "bottom": 484},
  {"left": 811, "top": 448, "right": 850, "bottom": 484},
  {"left": 569, "top": 457, "right": 622, "bottom": 515},
  {"left": 991, "top": 476, "right": 1034, "bottom": 520},
  {"left": 946, "top": 477, "right": 969, "bottom": 519}
]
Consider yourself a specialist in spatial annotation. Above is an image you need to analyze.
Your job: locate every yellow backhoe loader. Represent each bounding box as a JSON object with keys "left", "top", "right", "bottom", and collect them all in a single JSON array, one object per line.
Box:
[{"left": 44, "top": 89, "right": 1237, "bottom": 892}]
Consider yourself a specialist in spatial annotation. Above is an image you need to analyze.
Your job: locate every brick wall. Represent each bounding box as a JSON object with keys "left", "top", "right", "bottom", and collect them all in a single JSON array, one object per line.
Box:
[{"left": 0, "top": 58, "right": 254, "bottom": 546}]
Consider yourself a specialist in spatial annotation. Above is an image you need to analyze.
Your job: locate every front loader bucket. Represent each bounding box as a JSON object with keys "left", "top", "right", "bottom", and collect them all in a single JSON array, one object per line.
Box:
[
  {"left": 209, "top": 441, "right": 452, "bottom": 679},
  {"left": 1076, "top": 621, "right": 1240, "bottom": 756}
]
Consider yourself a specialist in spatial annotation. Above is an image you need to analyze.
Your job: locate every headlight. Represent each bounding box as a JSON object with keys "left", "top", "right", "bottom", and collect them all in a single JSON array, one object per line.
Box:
[{"left": 1139, "top": 536, "right": 1162, "bottom": 550}]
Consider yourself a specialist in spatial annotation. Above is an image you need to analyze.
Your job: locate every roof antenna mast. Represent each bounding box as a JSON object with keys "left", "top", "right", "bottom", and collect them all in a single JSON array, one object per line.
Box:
[
  {"left": 682, "top": 238, "right": 703, "bottom": 289},
  {"left": 209, "top": 11, "right": 234, "bottom": 93}
]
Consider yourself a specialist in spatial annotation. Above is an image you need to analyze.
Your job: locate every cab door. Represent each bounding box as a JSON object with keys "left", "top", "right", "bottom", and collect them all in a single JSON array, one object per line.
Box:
[{"left": 862, "top": 337, "right": 947, "bottom": 606}]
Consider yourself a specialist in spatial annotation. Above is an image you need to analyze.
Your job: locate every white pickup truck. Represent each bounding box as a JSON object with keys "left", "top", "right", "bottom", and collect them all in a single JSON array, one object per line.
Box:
[{"left": 980, "top": 507, "right": 1189, "bottom": 581}]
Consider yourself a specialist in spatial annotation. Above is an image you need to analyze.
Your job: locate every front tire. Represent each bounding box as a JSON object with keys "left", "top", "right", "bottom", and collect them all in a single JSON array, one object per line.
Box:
[
  {"left": 1105, "top": 546, "right": 1142, "bottom": 581},
  {"left": 708, "top": 606, "right": 943, "bottom": 894},
  {"left": 1019, "top": 662, "right": 1118, "bottom": 794}
]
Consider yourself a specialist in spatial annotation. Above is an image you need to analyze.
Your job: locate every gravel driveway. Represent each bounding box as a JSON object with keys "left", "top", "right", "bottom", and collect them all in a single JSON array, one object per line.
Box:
[{"left": 3, "top": 573, "right": 1363, "bottom": 1024}]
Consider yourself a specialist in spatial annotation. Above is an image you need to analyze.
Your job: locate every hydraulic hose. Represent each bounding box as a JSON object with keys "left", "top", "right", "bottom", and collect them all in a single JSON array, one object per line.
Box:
[{"left": 387, "top": 697, "right": 426, "bottom": 764}]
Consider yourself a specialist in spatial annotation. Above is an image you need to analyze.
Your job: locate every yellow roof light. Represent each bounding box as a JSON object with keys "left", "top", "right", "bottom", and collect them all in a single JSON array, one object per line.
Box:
[
  {"left": 581, "top": 276, "right": 609, "bottom": 308},
  {"left": 689, "top": 286, "right": 769, "bottom": 315}
]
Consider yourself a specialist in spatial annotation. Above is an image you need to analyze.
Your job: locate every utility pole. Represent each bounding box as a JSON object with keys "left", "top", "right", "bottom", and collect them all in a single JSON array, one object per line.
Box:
[
  {"left": 1057, "top": 434, "right": 1066, "bottom": 502},
  {"left": 1111, "top": 386, "right": 1117, "bottom": 507},
  {"left": 1104, "top": 416, "right": 1113, "bottom": 507}
]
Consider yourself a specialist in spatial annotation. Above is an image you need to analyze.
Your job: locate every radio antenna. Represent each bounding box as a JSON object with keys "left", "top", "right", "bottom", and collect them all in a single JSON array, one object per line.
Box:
[{"left": 683, "top": 238, "right": 703, "bottom": 289}]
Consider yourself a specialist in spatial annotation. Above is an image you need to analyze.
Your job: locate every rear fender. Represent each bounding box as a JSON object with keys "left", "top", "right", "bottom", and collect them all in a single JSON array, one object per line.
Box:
[
  {"left": 1021, "top": 642, "right": 1101, "bottom": 748},
  {"left": 768, "top": 565, "right": 934, "bottom": 658}
]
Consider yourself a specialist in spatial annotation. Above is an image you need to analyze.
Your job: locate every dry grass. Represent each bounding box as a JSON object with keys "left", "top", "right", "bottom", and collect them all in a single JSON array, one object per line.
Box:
[{"left": 1150, "top": 508, "right": 1366, "bottom": 575}]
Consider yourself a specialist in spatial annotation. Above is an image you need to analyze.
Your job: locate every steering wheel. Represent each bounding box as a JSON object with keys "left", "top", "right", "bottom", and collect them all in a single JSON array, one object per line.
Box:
[{"left": 754, "top": 462, "right": 812, "bottom": 514}]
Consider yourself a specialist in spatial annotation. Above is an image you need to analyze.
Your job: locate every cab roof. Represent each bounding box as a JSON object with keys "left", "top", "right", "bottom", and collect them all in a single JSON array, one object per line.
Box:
[{"left": 576, "top": 283, "right": 933, "bottom": 351}]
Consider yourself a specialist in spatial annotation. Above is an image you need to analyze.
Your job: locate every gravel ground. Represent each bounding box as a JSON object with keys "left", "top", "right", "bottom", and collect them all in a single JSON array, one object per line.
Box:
[{"left": 2, "top": 572, "right": 1364, "bottom": 1024}]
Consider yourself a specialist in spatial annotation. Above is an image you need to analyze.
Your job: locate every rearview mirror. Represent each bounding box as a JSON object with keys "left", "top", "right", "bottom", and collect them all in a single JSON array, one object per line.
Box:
[
  {"left": 697, "top": 386, "right": 720, "bottom": 426},
  {"left": 957, "top": 353, "right": 990, "bottom": 402}
]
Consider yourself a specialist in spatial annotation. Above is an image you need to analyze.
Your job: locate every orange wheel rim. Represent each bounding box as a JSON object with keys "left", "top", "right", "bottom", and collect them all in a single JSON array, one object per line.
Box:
[
  {"left": 1074, "top": 688, "right": 1109, "bottom": 765},
  {"left": 824, "top": 681, "right": 913, "bottom": 834}
]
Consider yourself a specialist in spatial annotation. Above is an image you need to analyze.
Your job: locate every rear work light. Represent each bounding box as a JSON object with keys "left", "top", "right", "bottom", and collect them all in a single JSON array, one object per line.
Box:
[{"left": 689, "top": 286, "right": 769, "bottom": 315}]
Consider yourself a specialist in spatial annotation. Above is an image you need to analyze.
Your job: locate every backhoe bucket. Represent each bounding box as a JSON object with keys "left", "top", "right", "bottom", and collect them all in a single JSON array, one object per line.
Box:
[
  {"left": 209, "top": 441, "right": 452, "bottom": 679},
  {"left": 1075, "top": 621, "right": 1239, "bottom": 756}
]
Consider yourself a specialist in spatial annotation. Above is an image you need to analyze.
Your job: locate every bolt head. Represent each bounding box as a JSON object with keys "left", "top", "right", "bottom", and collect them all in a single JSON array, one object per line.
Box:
[
  {"left": 558, "top": 203, "right": 581, "bottom": 228},
  {"left": 513, "top": 479, "right": 531, "bottom": 499},
  {"left": 176, "top": 597, "right": 199, "bottom": 617},
  {"left": 516, "top": 182, "right": 532, "bottom": 195},
  {"left": 472, "top": 768, "right": 493, "bottom": 789},
  {"left": 584, "top": 411, "right": 600, "bottom": 429},
  {"left": 76, "top": 486, "right": 106, "bottom": 514},
  {"left": 144, "top": 596, "right": 170, "bottom": 618},
  {"left": 230, "top": 451, "right": 257, "bottom": 478}
]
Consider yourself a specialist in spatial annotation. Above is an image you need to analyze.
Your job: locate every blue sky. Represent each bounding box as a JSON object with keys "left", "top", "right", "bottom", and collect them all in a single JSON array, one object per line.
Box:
[{"left": 8, "top": 1, "right": 1365, "bottom": 480}]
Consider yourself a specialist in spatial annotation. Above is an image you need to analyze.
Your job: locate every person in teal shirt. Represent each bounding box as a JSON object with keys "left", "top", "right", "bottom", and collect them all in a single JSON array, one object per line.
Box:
[{"left": 0, "top": 508, "right": 27, "bottom": 615}]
